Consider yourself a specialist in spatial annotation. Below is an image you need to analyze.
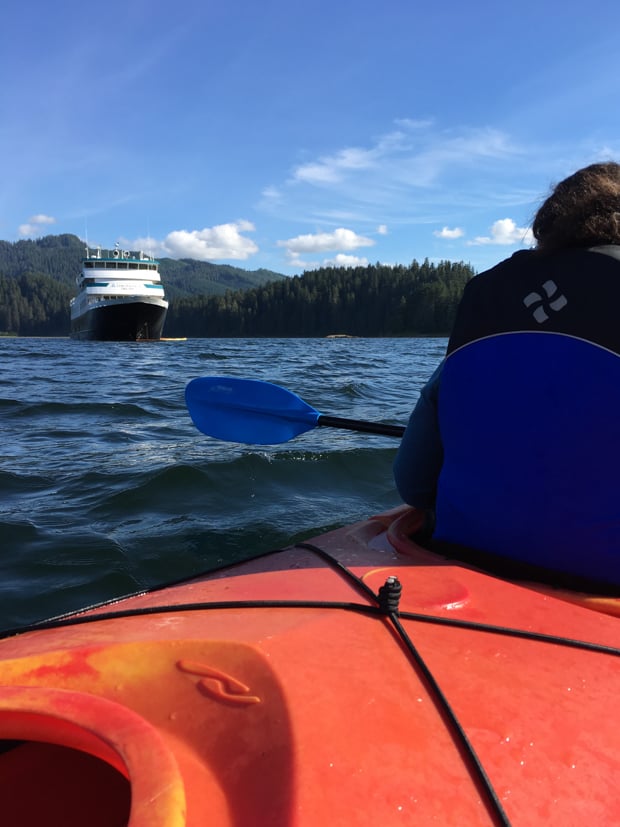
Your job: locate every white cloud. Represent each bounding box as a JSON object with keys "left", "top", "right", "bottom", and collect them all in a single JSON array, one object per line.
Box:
[
  {"left": 434, "top": 226, "right": 464, "bottom": 239},
  {"left": 121, "top": 236, "right": 166, "bottom": 257},
  {"left": 469, "top": 218, "right": 534, "bottom": 246},
  {"left": 282, "top": 250, "right": 370, "bottom": 271},
  {"left": 377, "top": 224, "right": 388, "bottom": 235},
  {"left": 277, "top": 227, "right": 375, "bottom": 254},
  {"left": 283, "top": 252, "right": 310, "bottom": 270},
  {"left": 323, "top": 253, "right": 369, "bottom": 267},
  {"left": 18, "top": 214, "right": 56, "bottom": 236},
  {"left": 127, "top": 221, "right": 259, "bottom": 261}
]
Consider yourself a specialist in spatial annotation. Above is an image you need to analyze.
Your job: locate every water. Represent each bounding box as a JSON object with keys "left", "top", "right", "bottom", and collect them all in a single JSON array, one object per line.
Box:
[{"left": 0, "top": 336, "right": 446, "bottom": 631}]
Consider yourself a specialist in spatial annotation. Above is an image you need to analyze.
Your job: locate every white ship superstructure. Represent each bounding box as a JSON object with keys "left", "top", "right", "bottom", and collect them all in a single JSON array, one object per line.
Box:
[{"left": 70, "top": 244, "right": 168, "bottom": 340}]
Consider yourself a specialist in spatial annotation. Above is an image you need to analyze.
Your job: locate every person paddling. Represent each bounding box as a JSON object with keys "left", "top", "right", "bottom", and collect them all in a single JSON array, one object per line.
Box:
[{"left": 394, "top": 162, "right": 620, "bottom": 589}]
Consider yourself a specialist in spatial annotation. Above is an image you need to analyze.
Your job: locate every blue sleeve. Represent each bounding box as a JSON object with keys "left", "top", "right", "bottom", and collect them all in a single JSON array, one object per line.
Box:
[{"left": 393, "top": 361, "right": 444, "bottom": 508}]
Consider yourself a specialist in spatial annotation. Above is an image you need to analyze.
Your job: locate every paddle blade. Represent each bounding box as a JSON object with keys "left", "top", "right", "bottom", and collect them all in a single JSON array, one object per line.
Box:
[{"left": 185, "top": 376, "right": 320, "bottom": 444}]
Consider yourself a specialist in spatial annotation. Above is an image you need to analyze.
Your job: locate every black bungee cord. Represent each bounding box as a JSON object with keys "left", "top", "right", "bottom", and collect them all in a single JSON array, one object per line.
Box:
[{"left": 2, "top": 540, "right": 619, "bottom": 824}]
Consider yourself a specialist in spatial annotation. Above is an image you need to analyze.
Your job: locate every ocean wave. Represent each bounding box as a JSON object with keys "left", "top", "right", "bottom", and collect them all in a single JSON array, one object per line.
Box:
[
  {"left": 196, "top": 351, "right": 233, "bottom": 361},
  {"left": 0, "top": 336, "right": 438, "bottom": 629},
  {"left": 0, "top": 470, "right": 58, "bottom": 495},
  {"left": 10, "top": 400, "right": 154, "bottom": 419}
]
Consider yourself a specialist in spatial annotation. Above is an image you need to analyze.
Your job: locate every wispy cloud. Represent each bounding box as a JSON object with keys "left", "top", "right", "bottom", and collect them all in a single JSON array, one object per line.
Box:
[
  {"left": 291, "top": 130, "right": 412, "bottom": 187},
  {"left": 262, "top": 121, "right": 527, "bottom": 235},
  {"left": 291, "top": 123, "right": 518, "bottom": 193},
  {"left": 261, "top": 186, "right": 282, "bottom": 201},
  {"left": 293, "top": 148, "right": 377, "bottom": 185}
]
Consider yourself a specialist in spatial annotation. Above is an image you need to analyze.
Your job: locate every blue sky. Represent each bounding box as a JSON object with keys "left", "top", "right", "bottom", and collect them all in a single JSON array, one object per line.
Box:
[{"left": 2, "top": 0, "right": 620, "bottom": 275}]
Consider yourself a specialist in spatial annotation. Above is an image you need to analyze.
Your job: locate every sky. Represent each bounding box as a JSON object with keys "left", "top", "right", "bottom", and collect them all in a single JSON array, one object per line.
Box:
[{"left": 2, "top": 0, "right": 620, "bottom": 276}]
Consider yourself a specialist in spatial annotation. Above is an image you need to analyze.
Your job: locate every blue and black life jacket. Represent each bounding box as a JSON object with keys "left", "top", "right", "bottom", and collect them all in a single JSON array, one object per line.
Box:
[{"left": 434, "top": 331, "right": 620, "bottom": 588}]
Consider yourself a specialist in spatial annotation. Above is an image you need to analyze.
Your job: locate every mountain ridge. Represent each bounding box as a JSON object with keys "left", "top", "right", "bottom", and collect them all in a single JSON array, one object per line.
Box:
[{"left": 0, "top": 234, "right": 287, "bottom": 299}]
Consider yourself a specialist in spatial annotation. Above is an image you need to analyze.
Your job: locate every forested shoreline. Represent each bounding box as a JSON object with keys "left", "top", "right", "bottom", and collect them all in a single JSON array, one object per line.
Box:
[
  {"left": 0, "top": 235, "right": 475, "bottom": 337},
  {"left": 164, "top": 259, "right": 473, "bottom": 337}
]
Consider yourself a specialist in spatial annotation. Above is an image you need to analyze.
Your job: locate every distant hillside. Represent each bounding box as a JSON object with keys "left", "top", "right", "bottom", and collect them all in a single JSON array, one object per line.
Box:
[
  {"left": 0, "top": 234, "right": 286, "bottom": 298},
  {"left": 0, "top": 233, "right": 288, "bottom": 336},
  {"left": 159, "top": 258, "right": 286, "bottom": 301}
]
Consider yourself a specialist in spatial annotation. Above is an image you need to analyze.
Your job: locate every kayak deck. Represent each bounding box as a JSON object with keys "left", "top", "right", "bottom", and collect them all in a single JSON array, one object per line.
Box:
[{"left": 0, "top": 507, "right": 618, "bottom": 826}]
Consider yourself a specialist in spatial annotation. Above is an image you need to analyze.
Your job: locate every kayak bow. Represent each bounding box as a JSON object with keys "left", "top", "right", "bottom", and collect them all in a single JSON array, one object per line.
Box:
[{"left": 0, "top": 507, "right": 617, "bottom": 826}]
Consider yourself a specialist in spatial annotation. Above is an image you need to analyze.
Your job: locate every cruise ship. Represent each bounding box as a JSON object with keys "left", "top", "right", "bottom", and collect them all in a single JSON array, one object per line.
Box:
[{"left": 70, "top": 244, "right": 169, "bottom": 340}]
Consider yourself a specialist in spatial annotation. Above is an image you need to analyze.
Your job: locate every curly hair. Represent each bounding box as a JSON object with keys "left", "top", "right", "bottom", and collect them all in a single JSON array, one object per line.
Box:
[{"left": 533, "top": 162, "right": 620, "bottom": 251}]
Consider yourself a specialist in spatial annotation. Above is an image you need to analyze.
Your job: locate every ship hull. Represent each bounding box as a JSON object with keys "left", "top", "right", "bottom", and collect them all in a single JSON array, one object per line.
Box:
[{"left": 70, "top": 299, "right": 168, "bottom": 341}]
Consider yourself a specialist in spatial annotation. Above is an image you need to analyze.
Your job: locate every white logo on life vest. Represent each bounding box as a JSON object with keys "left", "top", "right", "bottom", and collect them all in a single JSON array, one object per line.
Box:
[{"left": 522, "top": 280, "right": 567, "bottom": 323}]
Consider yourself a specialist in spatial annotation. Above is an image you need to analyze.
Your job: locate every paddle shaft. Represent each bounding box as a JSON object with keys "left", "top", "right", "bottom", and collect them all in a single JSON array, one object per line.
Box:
[{"left": 317, "top": 414, "right": 405, "bottom": 438}]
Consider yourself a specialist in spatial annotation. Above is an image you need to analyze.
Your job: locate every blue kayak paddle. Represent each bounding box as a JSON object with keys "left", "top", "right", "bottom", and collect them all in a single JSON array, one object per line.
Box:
[{"left": 185, "top": 376, "right": 405, "bottom": 445}]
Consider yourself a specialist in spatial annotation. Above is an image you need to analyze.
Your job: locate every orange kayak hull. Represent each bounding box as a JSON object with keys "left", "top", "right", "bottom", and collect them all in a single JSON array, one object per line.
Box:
[{"left": 0, "top": 507, "right": 618, "bottom": 826}]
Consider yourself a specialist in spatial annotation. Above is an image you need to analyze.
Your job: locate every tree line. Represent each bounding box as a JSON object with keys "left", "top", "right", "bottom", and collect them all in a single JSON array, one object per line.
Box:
[
  {"left": 164, "top": 259, "right": 474, "bottom": 338},
  {"left": 0, "top": 272, "right": 72, "bottom": 336}
]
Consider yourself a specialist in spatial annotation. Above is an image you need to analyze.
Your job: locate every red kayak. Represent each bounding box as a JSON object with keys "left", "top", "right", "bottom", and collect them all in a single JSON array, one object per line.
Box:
[{"left": 0, "top": 506, "right": 618, "bottom": 826}]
